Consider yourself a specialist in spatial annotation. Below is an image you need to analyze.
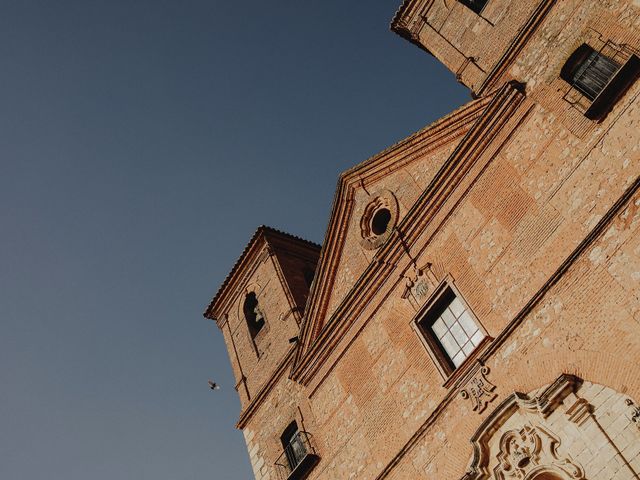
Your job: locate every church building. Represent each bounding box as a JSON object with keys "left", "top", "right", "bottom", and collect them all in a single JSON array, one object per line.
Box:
[{"left": 204, "top": 0, "right": 640, "bottom": 478}]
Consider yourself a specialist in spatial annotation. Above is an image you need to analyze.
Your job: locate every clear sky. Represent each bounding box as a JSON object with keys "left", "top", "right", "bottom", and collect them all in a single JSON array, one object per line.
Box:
[{"left": 0, "top": 1, "right": 469, "bottom": 479}]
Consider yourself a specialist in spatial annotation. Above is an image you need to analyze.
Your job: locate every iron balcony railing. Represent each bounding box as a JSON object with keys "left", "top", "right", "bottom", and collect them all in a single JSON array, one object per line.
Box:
[
  {"left": 274, "top": 431, "right": 319, "bottom": 480},
  {"left": 571, "top": 49, "right": 621, "bottom": 101},
  {"left": 562, "top": 35, "right": 640, "bottom": 119}
]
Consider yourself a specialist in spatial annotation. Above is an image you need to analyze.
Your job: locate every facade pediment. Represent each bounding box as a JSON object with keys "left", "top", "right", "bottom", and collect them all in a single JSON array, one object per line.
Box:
[
  {"left": 294, "top": 87, "right": 527, "bottom": 382},
  {"left": 293, "top": 83, "right": 525, "bottom": 383}
]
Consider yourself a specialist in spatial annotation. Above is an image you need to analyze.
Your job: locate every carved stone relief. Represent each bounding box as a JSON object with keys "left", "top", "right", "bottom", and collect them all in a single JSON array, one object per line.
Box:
[
  {"left": 460, "top": 365, "right": 498, "bottom": 414},
  {"left": 461, "top": 375, "right": 585, "bottom": 480},
  {"left": 626, "top": 398, "right": 640, "bottom": 431},
  {"left": 494, "top": 425, "right": 584, "bottom": 480},
  {"left": 461, "top": 375, "right": 640, "bottom": 480},
  {"left": 400, "top": 262, "right": 439, "bottom": 309}
]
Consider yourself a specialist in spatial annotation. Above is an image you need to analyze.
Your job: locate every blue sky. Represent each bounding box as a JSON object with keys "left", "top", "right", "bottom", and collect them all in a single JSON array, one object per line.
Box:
[{"left": 0, "top": 1, "right": 468, "bottom": 478}]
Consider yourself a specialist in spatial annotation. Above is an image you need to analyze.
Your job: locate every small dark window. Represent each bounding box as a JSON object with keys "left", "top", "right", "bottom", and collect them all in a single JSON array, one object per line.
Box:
[
  {"left": 275, "top": 422, "right": 319, "bottom": 480},
  {"left": 560, "top": 43, "right": 640, "bottom": 120},
  {"left": 561, "top": 44, "right": 621, "bottom": 101},
  {"left": 280, "top": 422, "right": 307, "bottom": 472},
  {"left": 371, "top": 208, "right": 391, "bottom": 235},
  {"left": 459, "top": 0, "right": 488, "bottom": 14},
  {"left": 243, "top": 292, "right": 265, "bottom": 339},
  {"left": 416, "top": 286, "right": 485, "bottom": 376}
]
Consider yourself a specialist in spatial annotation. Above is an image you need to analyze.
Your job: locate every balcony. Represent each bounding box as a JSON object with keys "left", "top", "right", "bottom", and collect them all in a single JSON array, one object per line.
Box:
[
  {"left": 561, "top": 39, "right": 640, "bottom": 121},
  {"left": 274, "top": 431, "right": 319, "bottom": 480}
]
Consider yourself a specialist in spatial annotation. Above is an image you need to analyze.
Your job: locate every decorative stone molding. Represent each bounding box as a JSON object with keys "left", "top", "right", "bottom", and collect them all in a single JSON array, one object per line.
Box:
[
  {"left": 511, "top": 374, "right": 580, "bottom": 419},
  {"left": 494, "top": 425, "right": 584, "bottom": 480},
  {"left": 359, "top": 190, "right": 399, "bottom": 250},
  {"left": 462, "top": 374, "right": 583, "bottom": 480},
  {"left": 460, "top": 365, "right": 497, "bottom": 414},
  {"left": 565, "top": 397, "right": 592, "bottom": 426},
  {"left": 400, "top": 263, "right": 437, "bottom": 305}
]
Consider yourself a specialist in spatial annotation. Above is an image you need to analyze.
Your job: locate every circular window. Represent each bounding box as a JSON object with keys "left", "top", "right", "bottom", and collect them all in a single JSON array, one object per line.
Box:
[
  {"left": 359, "top": 190, "right": 398, "bottom": 250},
  {"left": 371, "top": 208, "right": 391, "bottom": 235}
]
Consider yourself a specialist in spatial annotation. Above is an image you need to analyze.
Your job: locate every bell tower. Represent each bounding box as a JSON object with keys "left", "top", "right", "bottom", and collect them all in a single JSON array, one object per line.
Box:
[
  {"left": 391, "top": 0, "right": 555, "bottom": 96},
  {"left": 204, "top": 226, "right": 320, "bottom": 408}
]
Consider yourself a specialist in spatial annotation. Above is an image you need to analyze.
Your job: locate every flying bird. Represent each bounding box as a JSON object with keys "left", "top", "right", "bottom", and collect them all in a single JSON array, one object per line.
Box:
[{"left": 208, "top": 380, "right": 220, "bottom": 391}]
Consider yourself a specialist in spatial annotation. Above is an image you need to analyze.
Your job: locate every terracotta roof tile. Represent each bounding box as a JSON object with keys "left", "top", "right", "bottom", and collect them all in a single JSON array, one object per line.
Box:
[{"left": 203, "top": 226, "right": 320, "bottom": 320}]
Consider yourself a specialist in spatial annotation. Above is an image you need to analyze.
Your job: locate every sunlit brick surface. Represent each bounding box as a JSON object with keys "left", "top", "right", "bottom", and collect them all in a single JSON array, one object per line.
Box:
[{"left": 208, "top": 1, "right": 640, "bottom": 479}]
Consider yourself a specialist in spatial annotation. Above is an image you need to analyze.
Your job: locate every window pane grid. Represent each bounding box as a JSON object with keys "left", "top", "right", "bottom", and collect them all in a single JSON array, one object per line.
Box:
[{"left": 429, "top": 297, "right": 484, "bottom": 368}]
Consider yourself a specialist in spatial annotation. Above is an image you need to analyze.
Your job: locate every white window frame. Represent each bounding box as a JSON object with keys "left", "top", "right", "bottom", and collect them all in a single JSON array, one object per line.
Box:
[{"left": 412, "top": 278, "right": 489, "bottom": 381}]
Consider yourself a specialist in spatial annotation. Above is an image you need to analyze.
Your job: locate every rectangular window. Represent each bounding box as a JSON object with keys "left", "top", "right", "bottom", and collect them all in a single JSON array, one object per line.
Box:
[
  {"left": 415, "top": 284, "right": 486, "bottom": 377},
  {"left": 561, "top": 45, "right": 621, "bottom": 101},
  {"left": 561, "top": 43, "right": 640, "bottom": 120},
  {"left": 282, "top": 424, "right": 307, "bottom": 472},
  {"left": 459, "top": 0, "right": 488, "bottom": 14},
  {"left": 275, "top": 422, "right": 319, "bottom": 480}
]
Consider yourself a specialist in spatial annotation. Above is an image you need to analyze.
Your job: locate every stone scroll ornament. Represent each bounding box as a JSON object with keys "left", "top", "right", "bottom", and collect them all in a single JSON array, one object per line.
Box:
[
  {"left": 494, "top": 426, "right": 584, "bottom": 480},
  {"left": 461, "top": 375, "right": 587, "bottom": 480},
  {"left": 460, "top": 365, "right": 498, "bottom": 414}
]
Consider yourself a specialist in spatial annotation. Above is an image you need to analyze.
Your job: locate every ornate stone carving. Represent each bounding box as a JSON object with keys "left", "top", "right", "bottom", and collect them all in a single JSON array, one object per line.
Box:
[
  {"left": 400, "top": 265, "right": 434, "bottom": 303},
  {"left": 460, "top": 365, "right": 497, "bottom": 414},
  {"left": 494, "top": 426, "right": 584, "bottom": 480},
  {"left": 496, "top": 426, "right": 538, "bottom": 477},
  {"left": 413, "top": 278, "right": 430, "bottom": 299},
  {"left": 358, "top": 190, "right": 399, "bottom": 250},
  {"left": 462, "top": 375, "right": 583, "bottom": 480},
  {"left": 626, "top": 398, "right": 640, "bottom": 430}
]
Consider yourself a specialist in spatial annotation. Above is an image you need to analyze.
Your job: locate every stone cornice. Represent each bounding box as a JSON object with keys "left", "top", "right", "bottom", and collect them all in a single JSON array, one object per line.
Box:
[
  {"left": 294, "top": 97, "right": 490, "bottom": 374},
  {"left": 293, "top": 82, "right": 526, "bottom": 385},
  {"left": 390, "top": 0, "right": 433, "bottom": 48}
]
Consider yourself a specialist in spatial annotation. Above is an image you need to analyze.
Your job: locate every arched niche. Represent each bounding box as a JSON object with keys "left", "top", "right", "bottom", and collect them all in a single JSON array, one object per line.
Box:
[{"left": 243, "top": 291, "right": 265, "bottom": 339}]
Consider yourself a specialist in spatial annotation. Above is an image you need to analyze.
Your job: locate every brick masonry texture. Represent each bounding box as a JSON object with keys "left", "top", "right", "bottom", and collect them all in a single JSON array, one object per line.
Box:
[{"left": 205, "top": 1, "right": 640, "bottom": 479}]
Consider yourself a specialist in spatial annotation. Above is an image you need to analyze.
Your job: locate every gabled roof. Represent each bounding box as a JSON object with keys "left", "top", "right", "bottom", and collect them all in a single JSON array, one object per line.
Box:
[
  {"left": 294, "top": 94, "right": 492, "bottom": 369},
  {"left": 203, "top": 225, "right": 320, "bottom": 324},
  {"left": 293, "top": 82, "right": 527, "bottom": 384}
]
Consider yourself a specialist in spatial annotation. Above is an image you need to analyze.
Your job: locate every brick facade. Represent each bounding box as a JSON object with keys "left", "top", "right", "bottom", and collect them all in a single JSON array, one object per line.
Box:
[{"left": 205, "top": 1, "right": 640, "bottom": 479}]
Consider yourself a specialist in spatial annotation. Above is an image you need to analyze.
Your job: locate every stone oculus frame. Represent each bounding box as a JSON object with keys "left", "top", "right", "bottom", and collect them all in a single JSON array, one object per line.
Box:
[
  {"left": 411, "top": 276, "right": 491, "bottom": 383},
  {"left": 358, "top": 189, "right": 399, "bottom": 250}
]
